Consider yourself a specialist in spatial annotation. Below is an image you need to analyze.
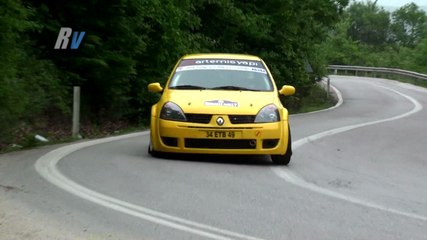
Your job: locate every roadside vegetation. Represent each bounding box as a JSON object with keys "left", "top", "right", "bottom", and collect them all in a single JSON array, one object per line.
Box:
[
  {"left": 319, "top": 1, "right": 427, "bottom": 73},
  {"left": 1, "top": 0, "right": 426, "bottom": 151}
]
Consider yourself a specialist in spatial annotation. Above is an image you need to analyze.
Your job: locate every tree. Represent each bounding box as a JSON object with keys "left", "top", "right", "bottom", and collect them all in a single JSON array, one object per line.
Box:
[
  {"left": 25, "top": 0, "right": 154, "bottom": 122},
  {"left": 347, "top": 0, "right": 390, "bottom": 47},
  {"left": 410, "top": 36, "right": 427, "bottom": 73},
  {"left": 0, "top": 0, "right": 30, "bottom": 143},
  {"left": 1, "top": 0, "right": 351, "bottom": 148},
  {"left": 316, "top": 0, "right": 427, "bottom": 76},
  {"left": 319, "top": 17, "right": 363, "bottom": 65},
  {"left": 0, "top": 0, "right": 66, "bottom": 146},
  {"left": 390, "top": 3, "right": 427, "bottom": 48}
]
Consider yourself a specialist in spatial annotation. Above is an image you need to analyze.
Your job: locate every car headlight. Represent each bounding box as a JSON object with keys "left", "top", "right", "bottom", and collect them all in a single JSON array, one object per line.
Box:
[
  {"left": 255, "top": 104, "right": 280, "bottom": 123},
  {"left": 160, "top": 102, "right": 187, "bottom": 121}
]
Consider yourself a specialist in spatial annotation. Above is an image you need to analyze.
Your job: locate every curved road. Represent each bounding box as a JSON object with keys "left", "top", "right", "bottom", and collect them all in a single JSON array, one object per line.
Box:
[{"left": 1, "top": 76, "right": 427, "bottom": 240}]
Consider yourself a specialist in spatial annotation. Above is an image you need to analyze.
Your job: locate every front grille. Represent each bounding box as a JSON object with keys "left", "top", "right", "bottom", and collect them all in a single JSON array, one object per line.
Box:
[
  {"left": 229, "top": 115, "right": 256, "bottom": 124},
  {"left": 186, "top": 114, "right": 212, "bottom": 124},
  {"left": 185, "top": 139, "right": 256, "bottom": 149}
]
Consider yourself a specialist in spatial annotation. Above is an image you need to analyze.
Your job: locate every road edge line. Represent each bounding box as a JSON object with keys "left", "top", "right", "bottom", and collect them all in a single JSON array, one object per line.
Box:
[
  {"left": 272, "top": 83, "right": 426, "bottom": 222},
  {"left": 35, "top": 132, "right": 263, "bottom": 240}
]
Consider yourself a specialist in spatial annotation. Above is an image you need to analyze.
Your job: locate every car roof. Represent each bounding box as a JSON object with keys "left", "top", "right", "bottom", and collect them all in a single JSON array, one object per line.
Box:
[{"left": 182, "top": 53, "right": 261, "bottom": 61}]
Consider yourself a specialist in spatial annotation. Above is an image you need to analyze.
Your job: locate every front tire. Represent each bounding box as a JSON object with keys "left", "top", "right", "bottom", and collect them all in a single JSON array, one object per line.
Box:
[
  {"left": 148, "top": 141, "right": 161, "bottom": 158},
  {"left": 271, "top": 126, "right": 292, "bottom": 165}
]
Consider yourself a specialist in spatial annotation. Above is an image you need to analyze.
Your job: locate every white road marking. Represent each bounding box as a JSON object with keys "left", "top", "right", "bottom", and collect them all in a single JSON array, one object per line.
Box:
[
  {"left": 272, "top": 83, "right": 427, "bottom": 221},
  {"left": 34, "top": 76, "right": 426, "bottom": 239},
  {"left": 35, "top": 132, "right": 263, "bottom": 240}
]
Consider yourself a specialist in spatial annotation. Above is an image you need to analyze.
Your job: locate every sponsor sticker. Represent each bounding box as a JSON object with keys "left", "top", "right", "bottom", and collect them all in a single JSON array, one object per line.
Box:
[
  {"left": 194, "top": 59, "right": 260, "bottom": 66},
  {"left": 204, "top": 100, "right": 239, "bottom": 107},
  {"left": 179, "top": 59, "right": 262, "bottom": 67},
  {"left": 176, "top": 65, "right": 267, "bottom": 74}
]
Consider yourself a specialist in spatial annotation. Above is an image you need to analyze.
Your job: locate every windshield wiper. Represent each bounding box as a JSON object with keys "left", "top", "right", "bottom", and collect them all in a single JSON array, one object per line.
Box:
[
  {"left": 169, "top": 85, "right": 207, "bottom": 90},
  {"left": 210, "top": 86, "right": 259, "bottom": 91}
]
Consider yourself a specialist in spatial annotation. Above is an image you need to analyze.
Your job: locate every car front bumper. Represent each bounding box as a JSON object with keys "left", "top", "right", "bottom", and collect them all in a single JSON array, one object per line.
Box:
[{"left": 150, "top": 117, "right": 289, "bottom": 155}]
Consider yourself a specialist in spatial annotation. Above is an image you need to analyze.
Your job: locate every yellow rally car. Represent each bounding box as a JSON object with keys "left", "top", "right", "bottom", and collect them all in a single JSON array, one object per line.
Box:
[{"left": 147, "top": 53, "right": 295, "bottom": 165}]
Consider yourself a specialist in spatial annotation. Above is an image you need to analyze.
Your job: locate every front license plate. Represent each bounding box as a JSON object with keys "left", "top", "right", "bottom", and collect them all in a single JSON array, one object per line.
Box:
[{"left": 205, "top": 131, "right": 236, "bottom": 138}]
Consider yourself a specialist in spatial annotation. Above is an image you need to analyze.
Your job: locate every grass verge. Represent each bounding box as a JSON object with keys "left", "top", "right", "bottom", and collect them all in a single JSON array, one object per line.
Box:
[{"left": 290, "top": 83, "right": 337, "bottom": 114}]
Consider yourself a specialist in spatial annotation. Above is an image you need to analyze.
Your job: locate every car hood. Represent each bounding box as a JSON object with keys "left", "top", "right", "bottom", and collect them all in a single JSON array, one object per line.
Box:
[{"left": 163, "top": 90, "right": 278, "bottom": 114}]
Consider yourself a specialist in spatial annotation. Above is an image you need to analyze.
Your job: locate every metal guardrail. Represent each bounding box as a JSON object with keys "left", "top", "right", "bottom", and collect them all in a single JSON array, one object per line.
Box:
[{"left": 327, "top": 65, "right": 427, "bottom": 82}]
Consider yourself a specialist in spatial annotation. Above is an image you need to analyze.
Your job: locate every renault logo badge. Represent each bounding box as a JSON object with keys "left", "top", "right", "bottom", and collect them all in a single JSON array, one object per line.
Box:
[{"left": 216, "top": 117, "right": 224, "bottom": 126}]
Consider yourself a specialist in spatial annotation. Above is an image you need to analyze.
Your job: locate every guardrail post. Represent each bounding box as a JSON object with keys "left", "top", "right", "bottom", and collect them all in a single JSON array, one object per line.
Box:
[
  {"left": 72, "top": 86, "right": 80, "bottom": 138},
  {"left": 334, "top": 69, "right": 337, "bottom": 75}
]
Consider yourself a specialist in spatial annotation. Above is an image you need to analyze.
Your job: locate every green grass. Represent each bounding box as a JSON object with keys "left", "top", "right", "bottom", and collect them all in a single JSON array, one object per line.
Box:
[
  {"left": 292, "top": 83, "right": 337, "bottom": 114},
  {"left": 0, "top": 124, "right": 148, "bottom": 154}
]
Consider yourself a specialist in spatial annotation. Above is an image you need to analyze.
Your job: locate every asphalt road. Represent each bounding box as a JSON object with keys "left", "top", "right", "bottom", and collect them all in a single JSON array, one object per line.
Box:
[{"left": 1, "top": 75, "right": 427, "bottom": 240}]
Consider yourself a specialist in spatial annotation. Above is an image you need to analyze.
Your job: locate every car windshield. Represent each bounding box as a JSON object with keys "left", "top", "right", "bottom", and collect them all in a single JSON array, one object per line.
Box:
[{"left": 168, "top": 59, "right": 274, "bottom": 91}]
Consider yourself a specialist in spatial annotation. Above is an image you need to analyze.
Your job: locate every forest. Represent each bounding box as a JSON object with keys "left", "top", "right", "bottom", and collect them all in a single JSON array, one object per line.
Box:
[{"left": 1, "top": 0, "right": 426, "bottom": 149}]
